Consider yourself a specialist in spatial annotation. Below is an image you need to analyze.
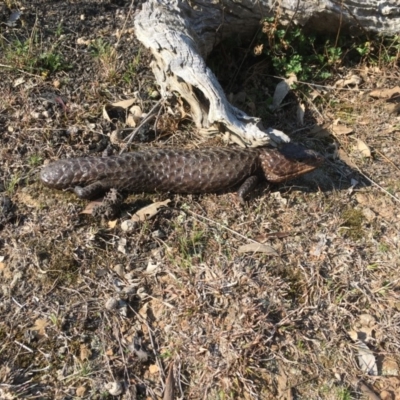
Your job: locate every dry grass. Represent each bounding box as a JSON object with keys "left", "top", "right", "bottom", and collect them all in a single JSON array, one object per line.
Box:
[{"left": 1, "top": 1, "right": 400, "bottom": 399}]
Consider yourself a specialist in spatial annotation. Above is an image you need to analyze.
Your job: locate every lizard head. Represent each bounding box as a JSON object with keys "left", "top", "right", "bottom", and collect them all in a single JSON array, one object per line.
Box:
[{"left": 261, "top": 143, "right": 323, "bottom": 183}]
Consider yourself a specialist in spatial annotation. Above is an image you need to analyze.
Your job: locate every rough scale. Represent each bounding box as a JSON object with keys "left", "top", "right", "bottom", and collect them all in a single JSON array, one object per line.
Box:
[{"left": 40, "top": 144, "right": 323, "bottom": 201}]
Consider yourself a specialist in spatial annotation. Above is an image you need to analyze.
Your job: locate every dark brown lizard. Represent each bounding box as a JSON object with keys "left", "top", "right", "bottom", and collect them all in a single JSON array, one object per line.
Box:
[{"left": 40, "top": 144, "right": 323, "bottom": 202}]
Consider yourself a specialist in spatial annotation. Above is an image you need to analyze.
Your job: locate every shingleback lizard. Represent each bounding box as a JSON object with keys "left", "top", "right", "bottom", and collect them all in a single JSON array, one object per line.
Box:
[{"left": 40, "top": 144, "right": 323, "bottom": 202}]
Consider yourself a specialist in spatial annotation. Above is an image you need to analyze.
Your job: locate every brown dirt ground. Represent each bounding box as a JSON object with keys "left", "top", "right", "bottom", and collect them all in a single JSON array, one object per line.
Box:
[{"left": 1, "top": 1, "right": 400, "bottom": 399}]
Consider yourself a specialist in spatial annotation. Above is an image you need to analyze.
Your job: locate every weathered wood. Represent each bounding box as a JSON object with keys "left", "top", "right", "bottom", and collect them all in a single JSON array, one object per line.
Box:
[{"left": 135, "top": 0, "right": 400, "bottom": 146}]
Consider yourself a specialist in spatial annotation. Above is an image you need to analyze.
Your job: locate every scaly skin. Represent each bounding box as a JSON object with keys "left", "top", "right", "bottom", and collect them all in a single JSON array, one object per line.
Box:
[{"left": 40, "top": 144, "right": 323, "bottom": 201}]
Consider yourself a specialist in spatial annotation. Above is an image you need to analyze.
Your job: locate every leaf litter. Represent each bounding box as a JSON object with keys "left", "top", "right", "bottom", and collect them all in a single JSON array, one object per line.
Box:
[{"left": 1, "top": 1, "right": 400, "bottom": 399}]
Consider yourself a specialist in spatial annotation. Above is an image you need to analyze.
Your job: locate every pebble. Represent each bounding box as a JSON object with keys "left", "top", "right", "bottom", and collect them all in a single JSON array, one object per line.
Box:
[
  {"left": 121, "top": 220, "right": 137, "bottom": 232},
  {"left": 105, "top": 298, "right": 119, "bottom": 310},
  {"left": 105, "top": 382, "right": 123, "bottom": 396}
]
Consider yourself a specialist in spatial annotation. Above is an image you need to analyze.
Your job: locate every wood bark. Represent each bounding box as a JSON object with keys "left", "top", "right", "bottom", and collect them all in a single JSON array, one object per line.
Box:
[{"left": 135, "top": 0, "right": 400, "bottom": 146}]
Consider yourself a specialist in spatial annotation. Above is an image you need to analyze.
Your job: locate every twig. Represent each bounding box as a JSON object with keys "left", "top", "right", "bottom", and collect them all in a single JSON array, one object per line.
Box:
[
  {"left": 375, "top": 148, "right": 400, "bottom": 173},
  {"left": 0, "top": 63, "right": 41, "bottom": 77},
  {"left": 266, "top": 74, "right": 369, "bottom": 91},
  {"left": 115, "top": 0, "right": 135, "bottom": 48},
  {"left": 355, "top": 167, "right": 400, "bottom": 206},
  {"left": 14, "top": 340, "right": 33, "bottom": 353},
  {"left": 120, "top": 99, "right": 163, "bottom": 154},
  {"left": 185, "top": 209, "right": 261, "bottom": 244}
]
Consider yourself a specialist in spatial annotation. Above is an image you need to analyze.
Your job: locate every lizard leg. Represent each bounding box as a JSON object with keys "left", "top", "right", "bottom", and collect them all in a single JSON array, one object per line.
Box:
[
  {"left": 237, "top": 176, "right": 259, "bottom": 204},
  {"left": 73, "top": 180, "right": 113, "bottom": 199}
]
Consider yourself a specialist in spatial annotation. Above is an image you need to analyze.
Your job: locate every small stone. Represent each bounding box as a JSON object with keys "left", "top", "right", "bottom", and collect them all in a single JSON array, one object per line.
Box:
[
  {"left": 118, "top": 300, "right": 128, "bottom": 317},
  {"left": 105, "top": 298, "right": 119, "bottom": 310},
  {"left": 105, "top": 382, "right": 123, "bottom": 396},
  {"left": 110, "top": 129, "right": 124, "bottom": 144},
  {"left": 66, "top": 126, "right": 79, "bottom": 136},
  {"left": 151, "top": 229, "right": 166, "bottom": 238},
  {"left": 113, "top": 264, "right": 124, "bottom": 277},
  {"left": 53, "top": 80, "right": 61, "bottom": 88},
  {"left": 149, "top": 90, "right": 159, "bottom": 99},
  {"left": 121, "top": 220, "right": 137, "bottom": 232},
  {"left": 76, "top": 385, "right": 87, "bottom": 397},
  {"left": 123, "top": 285, "right": 136, "bottom": 295},
  {"left": 77, "top": 37, "right": 90, "bottom": 46},
  {"left": 362, "top": 207, "right": 376, "bottom": 222}
]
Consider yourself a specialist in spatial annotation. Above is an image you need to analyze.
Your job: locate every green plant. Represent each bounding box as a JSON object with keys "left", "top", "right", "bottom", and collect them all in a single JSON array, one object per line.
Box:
[
  {"left": 258, "top": 18, "right": 397, "bottom": 83},
  {"left": 337, "top": 387, "right": 352, "bottom": 400},
  {"left": 55, "top": 22, "right": 63, "bottom": 37},
  {"left": 260, "top": 19, "right": 342, "bottom": 81},
  {"left": 28, "top": 154, "right": 43, "bottom": 167},
  {"left": 38, "top": 51, "right": 65, "bottom": 73},
  {"left": 339, "top": 208, "right": 365, "bottom": 240},
  {"left": 90, "top": 38, "right": 112, "bottom": 58},
  {"left": 178, "top": 229, "right": 205, "bottom": 264},
  {"left": 122, "top": 50, "right": 141, "bottom": 84},
  {"left": 4, "top": 35, "right": 71, "bottom": 75},
  {"left": 6, "top": 173, "right": 21, "bottom": 195}
]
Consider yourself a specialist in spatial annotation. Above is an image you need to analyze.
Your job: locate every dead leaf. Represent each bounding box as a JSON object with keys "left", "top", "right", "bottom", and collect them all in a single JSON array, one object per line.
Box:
[
  {"left": 80, "top": 344, "right": 92, "bottom": 361},
  {"left": 131, "top": 200, "right": 171, "bottom": 222},
  {"left": 163, "top": 363, "right": 175, "bottom": 400},
  {"left": 270, "top": 74, "right": 297, "bottom": 111},
  {"left": 297, "top": 103, "right": 305, "bottom": 125},
  {"left": 105, "top": 348, "right": 114, "bottom": 356},
  {"left": 310, "top": 89, "right": 321, "bottom": 101},
  {"left": 108, "top": 220, "right": 118, "bottom": 229},
  {"left": 354, "top": 139, "right": 371, "bottom": 157},
  {"left": 149, "top": 364, "right": 159, "bottom": 374},
  {"left": 237, "top": 243, "right": 279, "bottom": 256},
  {"left": 32, "top": 318, "right": 48, "bottom": 337},
  {"left": 13, "top": 77, "right": 25, "bottom": 88},
  {"left": 336, "top": 149, "right": 358, "bottom": 169},
  {"left": 145, "top": 259, "right": 160, "bottom": 274},
  {"left": 309, "top": 125, "right": 331, "bottom": 138},
  {"left": 335, "top": 74, "right": 362, "bottom": 88},
  {"left": 126, "top": 114, "right": 136, "bottom": 127},
  {"left": 331, "top": 124, "right": 354, "bottom": 136},
  {"left": 111, "top": 99, "right": 136, "bottom": 109},
  {"left": 369, "top": 86, "right": 400, "bottom": 99},
  {"left": 139, "top": 302, "right": 149, "bottom": 318},
  {"left": 81, "top": 199, "right": 103, "bottom": 214},
  {"left": 0, "top": 262, "right": 12, "bottom": 280},
  {"left": 253, "top": 44, "right": 263, "bottom": 56},
  {"left": 103, "top": 98, "right": 137, "bottom": 123},
  {"left": 276, "top": 361, "right": 293, "bottom": 400}
]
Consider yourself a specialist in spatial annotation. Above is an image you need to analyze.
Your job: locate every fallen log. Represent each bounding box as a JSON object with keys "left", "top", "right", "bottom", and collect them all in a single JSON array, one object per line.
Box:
[{"left": 134, "top": 0, "right": 399, "bottom": 146}]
